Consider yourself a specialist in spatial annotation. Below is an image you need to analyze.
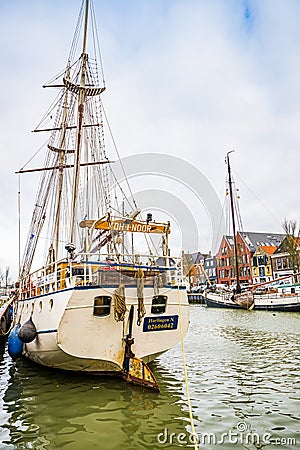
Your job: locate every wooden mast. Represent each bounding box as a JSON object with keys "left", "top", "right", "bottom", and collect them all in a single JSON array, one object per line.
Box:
[
  {"left": 53, "top": 64, "right": 71, "bottom": 259},
  {"left": 69, "top": 0, "right": 89, "bottom": 245},
  {"left": 226, "top": 151, "right": 241, "bottom": 293}
]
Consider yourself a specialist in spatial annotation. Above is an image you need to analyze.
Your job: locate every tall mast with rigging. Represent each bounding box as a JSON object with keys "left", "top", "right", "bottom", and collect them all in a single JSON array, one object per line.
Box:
[
  {"left": 226, "top": 150, "right": 241, "bottom": 293},
  {"left": 69, "top": 0, "right": 89, "bottom": 246},
  {"left": 52, "top": 64, "right": 71, "bottom": 260}
]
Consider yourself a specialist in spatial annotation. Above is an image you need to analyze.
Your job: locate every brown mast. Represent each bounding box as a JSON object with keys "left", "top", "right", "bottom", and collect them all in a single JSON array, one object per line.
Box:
[
  {"left": 226, "top": 150, "right": 241, "bottom": 293},
  {"left": 69, "top": 0, "right": 89, "bottom": 245}
]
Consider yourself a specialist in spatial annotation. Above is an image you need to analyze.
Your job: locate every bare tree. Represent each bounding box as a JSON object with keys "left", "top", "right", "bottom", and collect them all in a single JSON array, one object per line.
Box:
[
  {"left": 282, "top": 219, "right": 300, "bottom": 282},
  {"left": 182, "top": 252, "right": 195, "bottom": 289},
  {"left": 0, "top": 266, "right": 11, "bottom": 296}
]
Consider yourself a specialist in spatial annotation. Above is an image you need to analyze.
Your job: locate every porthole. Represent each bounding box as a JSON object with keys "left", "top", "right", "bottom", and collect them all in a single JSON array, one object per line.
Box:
[
  {"left": 39, "top": 301, "right": 43, "bottom": 312},
  {"left": 93, "top": 296, "right": 111, "bottom": 317},
  {"left": 49, "top": 299, "right": 54, "bottom": 311},
  {"left": 151, "top": 295, "right": 167, "bottom": 314}
]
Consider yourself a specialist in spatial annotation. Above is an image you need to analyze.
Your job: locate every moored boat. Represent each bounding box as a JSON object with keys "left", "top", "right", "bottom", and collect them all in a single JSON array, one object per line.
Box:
[
  {"left": 206, "top": 289, "right": 254, "bottom": 309},
  {"left": 9, "top": 0, "right": 189, "bottom": 391},
  {"left": 205, "top": 151, "right": 254, "bottom": 310},
  {"left": 253, "top": 282, "right": 300, "bottom": 311}
]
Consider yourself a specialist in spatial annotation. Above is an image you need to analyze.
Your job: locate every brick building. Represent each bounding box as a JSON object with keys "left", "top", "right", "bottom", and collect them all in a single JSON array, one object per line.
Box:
[{"left": 217, "top": 231, "right": 284, "bottom": 286}]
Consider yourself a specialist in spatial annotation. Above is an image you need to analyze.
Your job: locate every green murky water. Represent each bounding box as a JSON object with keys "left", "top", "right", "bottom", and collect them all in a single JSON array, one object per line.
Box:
[{"left": 1, "top": 306, "right": 299, "bottom": 449}]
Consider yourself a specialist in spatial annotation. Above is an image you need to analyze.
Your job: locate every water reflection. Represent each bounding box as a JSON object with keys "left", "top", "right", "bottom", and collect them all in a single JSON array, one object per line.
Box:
[
  {"left": 0, "top": 341, "right": 5, "bottom": 362},
  {"left": 1, "top": 307, "right": 300, "bottom": 449},
  {"left": 1, "top": 357, "right": 187, "bottom": 450}
]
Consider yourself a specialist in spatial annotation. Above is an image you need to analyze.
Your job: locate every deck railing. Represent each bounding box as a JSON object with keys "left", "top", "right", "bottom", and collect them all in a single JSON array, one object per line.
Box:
[{"left": 19, "top": 253, "right": 185, "bottom": 299}]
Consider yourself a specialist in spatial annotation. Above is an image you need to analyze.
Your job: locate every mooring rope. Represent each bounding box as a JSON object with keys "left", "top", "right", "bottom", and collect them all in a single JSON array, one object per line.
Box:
[
  {"left": 0, "top": 320, "right": 13, "bottom": 336},
  {"left": 177, "top": 287, "right": 197, "bottom": 450},
  {"left": 136, "top": 268, "right": 145, "bottom": 326}
]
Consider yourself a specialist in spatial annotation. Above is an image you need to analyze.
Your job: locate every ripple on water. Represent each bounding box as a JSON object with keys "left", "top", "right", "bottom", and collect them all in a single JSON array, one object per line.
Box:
[{"left": 0, "top": 306, "right": 299, "bottom": 449}]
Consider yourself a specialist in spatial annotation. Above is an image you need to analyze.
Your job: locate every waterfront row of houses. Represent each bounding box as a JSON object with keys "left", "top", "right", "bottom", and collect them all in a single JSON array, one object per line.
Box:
[{"left": 184, "top": 231, "right": 300, "bottom": 287}]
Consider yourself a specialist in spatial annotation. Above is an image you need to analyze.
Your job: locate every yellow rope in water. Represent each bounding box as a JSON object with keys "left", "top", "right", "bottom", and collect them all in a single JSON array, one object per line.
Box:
[{"left": 177, "top": 287, "right": 198, "bottom": 450}]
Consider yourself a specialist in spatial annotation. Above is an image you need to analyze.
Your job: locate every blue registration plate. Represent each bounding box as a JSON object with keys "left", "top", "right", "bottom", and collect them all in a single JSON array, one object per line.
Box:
[{"left": 143, "top": 315, "right": 179, "bottom": 332}]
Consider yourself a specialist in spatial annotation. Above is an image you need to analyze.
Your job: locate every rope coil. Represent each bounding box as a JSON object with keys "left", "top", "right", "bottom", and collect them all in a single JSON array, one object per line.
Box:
[{"left": 113, "top": 284, "right": 126, "bottom": 321}]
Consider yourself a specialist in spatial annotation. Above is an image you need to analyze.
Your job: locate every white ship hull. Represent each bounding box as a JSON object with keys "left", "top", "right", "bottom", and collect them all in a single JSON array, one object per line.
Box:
[
  {"left": 253, "top": 293, "right": 300, "bottom": 311},
  {"left": 15, "top": 285, "right": 189, "bottom": 373}
]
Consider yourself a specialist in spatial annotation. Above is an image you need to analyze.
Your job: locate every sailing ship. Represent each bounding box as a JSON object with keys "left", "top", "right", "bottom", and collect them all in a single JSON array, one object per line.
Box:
[
  {"left": 205, "top": 151, "right": 254, "bottom": 310},
  {"left": 8, "top": 0, "right": 189, "bottom": 390}
]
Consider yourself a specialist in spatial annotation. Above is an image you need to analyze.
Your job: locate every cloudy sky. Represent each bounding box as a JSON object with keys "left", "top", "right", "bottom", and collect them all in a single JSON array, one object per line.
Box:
[{"left": 0, "top": 0, "right": 299, "bottom": 279}]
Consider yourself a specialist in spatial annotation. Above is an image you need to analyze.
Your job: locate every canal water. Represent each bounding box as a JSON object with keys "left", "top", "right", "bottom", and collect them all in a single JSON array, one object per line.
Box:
[{"left": 0, "top": 306, "right": 299, "bottom": 450}]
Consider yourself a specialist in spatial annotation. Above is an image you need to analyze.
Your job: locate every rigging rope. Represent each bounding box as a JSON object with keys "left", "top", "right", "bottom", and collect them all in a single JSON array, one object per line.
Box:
[
  {"left": 100, "top": 99, "right": 161, "bottom": 258},
  {"left": 233, "top": 171, "right": 283, "bottom": 229},
  {"left": 18, "top": 139, "right": 49, "bottom": 172},
  {"left": 100, "top": 99, "right": 137, "bottom": 211},
  {"left": 90, "top": 0, "right": 106, "bottom": 86},
  {"left": 69, "top": 0, "right": 84, "bottom": 62}
]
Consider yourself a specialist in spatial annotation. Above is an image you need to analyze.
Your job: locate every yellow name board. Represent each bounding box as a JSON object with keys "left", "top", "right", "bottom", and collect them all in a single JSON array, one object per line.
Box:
[{"left": 80, "top": 219, "right": 170, "bottom": 234}]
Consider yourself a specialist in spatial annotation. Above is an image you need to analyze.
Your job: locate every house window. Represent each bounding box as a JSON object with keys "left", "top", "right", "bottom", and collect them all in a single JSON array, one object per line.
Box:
[
  {"left": 276, "top": 259, "right": 282, "bottom": 270},
  {"left": 151, "top": 295, "right": 167, "bottom": 314},
  {"left": 93, "top": 296, "right": 111, "bottom": 317}
]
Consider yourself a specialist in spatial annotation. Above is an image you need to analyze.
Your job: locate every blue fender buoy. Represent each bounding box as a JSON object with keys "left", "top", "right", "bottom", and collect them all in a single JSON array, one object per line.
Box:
[
  {"left": 18, "top": 317, "right": 37, "bottom": 343},
  {"left": 8, "top": 324, "right": 23, "bottom": 360}
]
